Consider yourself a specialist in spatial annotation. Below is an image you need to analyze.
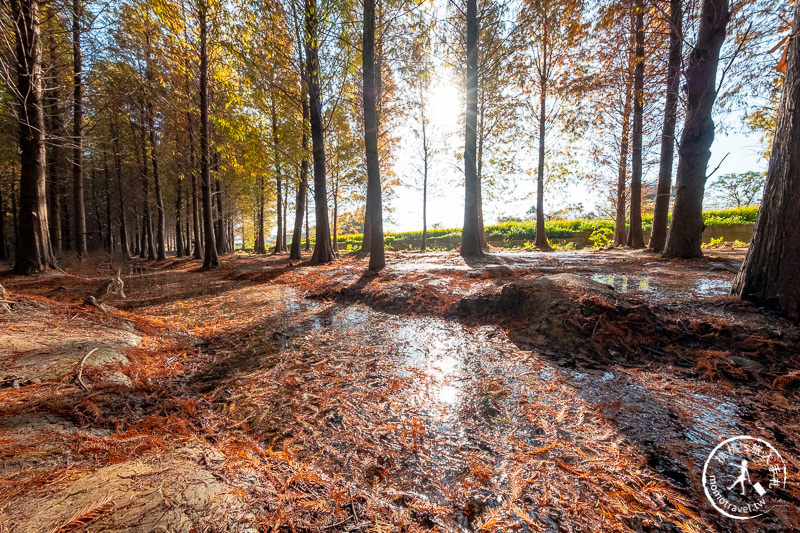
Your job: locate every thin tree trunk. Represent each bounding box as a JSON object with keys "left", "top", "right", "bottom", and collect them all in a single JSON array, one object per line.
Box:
[
  {"left": 271, "top": 97, "right": 283, "bottom": 254},
  {"left": 627, "top": 0, "right": 645, "bottom": 248},
  {"left": 44, "top": 52, "right": 63, "bottom": 255},
  {"left": 11, "top": 0, "right": 55, "bottom": 274},
  {"left": 461, "top": 0, "right": 482, "bottom": 258},
  {"left": 613, "top": 71, "right": 633, "bottom": 246},
  {"left": 90, "top": 163, "right": 103, "bottom": 248},
  {"left": 290, "top": 0, "right": 308, "bottom": 261},
  {"left": 256, "top": 174, "right": 266, "bottom": 254},
  {"left": 421, "top": 106, "right": 428, "bottom": 252},
  {"left": 304, "top": 188, "right": 309, "bottom": 251},
  {"left": 199, "top": 0, "right": 218, "bottom": 268},
  {"left": 535, "top": 91, "right": 548, "bottom": 248},
  {"left": 363, "top": 0, "right": 384, "bottom": 270},
  {"left": 148, "top": 105, "right": 166, "bottom": 259},
  {"left": 186, "top": 112, "right": 202, "bottom": 259},
  {"left": 72, "top": 0, "right": 86, "bottom": 260},
  {"left": 102, "top": 150, "right": 113, "bottom": 253},
  {"left": 305, "top": 0, "right": 335, "bottom": 264},
  {"left": 649, "top": 0, "right": 683, "bottom": 252},
  {"left": 175, "top": 146, "right": 184, "bottom": 257},
  {"left": 0, "top": 182, "right": 6, "bottom": 260},
  {"left": 477, "top": 87, "right": 487, "bottom": 249},
  {"left": 733, "top": 2, "right": 800, "bottom": 320},
  {"left": 663, "top": 0, "right": 730, "bottom": 258},
  {"left": 110, "top": 119, "right": 130, "bottom": 258},
  {"left": 214, "top": 174, "right": 226, "bottom": 254}
]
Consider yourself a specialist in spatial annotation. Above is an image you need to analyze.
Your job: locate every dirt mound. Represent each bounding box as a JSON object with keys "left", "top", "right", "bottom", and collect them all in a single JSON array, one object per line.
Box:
[{"left": 458, "top": 273, "right": 658, "bottom": 355}]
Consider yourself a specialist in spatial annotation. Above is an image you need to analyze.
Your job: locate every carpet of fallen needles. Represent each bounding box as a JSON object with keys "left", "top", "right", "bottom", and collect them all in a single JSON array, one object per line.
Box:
[{"left": 1, "top": 248, "right": 800, "bottom": 532}]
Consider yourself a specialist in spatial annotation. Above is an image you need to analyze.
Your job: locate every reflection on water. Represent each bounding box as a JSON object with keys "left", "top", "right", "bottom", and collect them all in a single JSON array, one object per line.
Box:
[{"left": 591, "top": 273, "right": 730, "bottom": 301}]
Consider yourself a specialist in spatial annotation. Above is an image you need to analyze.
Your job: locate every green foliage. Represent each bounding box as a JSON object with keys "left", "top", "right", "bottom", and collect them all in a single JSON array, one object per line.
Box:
[
  {"left": 338, "top": 207, "right": 758, "bottom": 249},
  {"left": 588, "top": 227, "right": 613, "bottom": 248}
]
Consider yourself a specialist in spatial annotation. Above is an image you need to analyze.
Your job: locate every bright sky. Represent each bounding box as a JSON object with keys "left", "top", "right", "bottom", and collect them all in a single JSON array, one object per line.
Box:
[{"left": 385, "top": 76, "right": 770, "bottom": 234}]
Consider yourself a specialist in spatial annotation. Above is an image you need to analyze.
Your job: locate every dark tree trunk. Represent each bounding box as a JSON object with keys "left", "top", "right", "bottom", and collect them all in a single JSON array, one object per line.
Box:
[
  {"left": 535, "top": 92, "right": 547, "bottom": 248},
  {"left": 304, "top": 188, "right": 309, "bottom": 251},
  {"left": 102, "top": 151, "right": 113, "bottom": 253},
  {"left": 90, "top": 164, "right": 103, "bottom": 248},
  {"left": 175, "top": 154, "right": 184, "bottom": 258},
  {"left": 136, "top": 115, "right": 155, "bottom": 260},
  {"left": 0, "top": 183, "right": 6, "bottom": 260},
  {"left": 44, "top": 53, "right": 63, "bottom": 255},
  {"left": 199, "top": 0, "right": 218, "bottom": 268},
  {"left": 72, "top": 0, "right": 87, "bottom": 260},
  {"left": 649, "top": 0, "right": 683, "bottom": 252},
  {"left": 186, "top": 111, "right": 202, "bottom": 259},
  {"left": 476, "top": 88, "right": 487, "bottom": 250},
  {"left": 148, "top": 105, "right": 166, "bottom": 259},
  {"left": 305, "top": 0, "right": 335, "bottom": 264},
  {"left": 290, "top": 0, "right": 308, "bottom": 261},
  {"left": 613, "top": 73, "right": 633, "bottom": 246},
  {"left": 733, "top": 2, "right": 800, "bottom": 320},
  {"left": 627, "top": 0, "right": 646, "bottom": 248},
  {"left": 663, "top": 0, "right": 730, "bottom": 258},
  {"left": 363, "top": 0, "right": 385, "bottom": 270},
  {"left": 214, "top": 175, "right": 227, "bottom": 254},
  {"left": 11, "top": 0, "right": 55, "bottom": 274},
  {"left": 11, "top": 177, "right": 19, "bottom": 248},
  {"left": 110, "top": 119, "right": 130, "bottom": 258},
  {"left": 461, "top": 0, "right": 482, "bottom": 258}
]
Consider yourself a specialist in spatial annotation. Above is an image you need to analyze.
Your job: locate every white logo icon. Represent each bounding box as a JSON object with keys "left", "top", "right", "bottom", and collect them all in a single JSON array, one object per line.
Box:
[{"left": 702, "top": 435, "right": 787, "bottom": 520}]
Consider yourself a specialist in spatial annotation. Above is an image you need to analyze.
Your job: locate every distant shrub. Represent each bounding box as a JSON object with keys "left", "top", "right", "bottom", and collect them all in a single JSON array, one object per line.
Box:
[{"left": 589, "top": 227, "right": 613, "bottom": 248}]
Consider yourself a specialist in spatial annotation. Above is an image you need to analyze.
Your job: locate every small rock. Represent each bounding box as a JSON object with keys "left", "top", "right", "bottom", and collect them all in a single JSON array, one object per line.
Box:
[
  {"left": 86, "top": 347, "right": 130, "bottom": 367},
  {"left": 101, "top": 371, "right": 134, "bottom": 389},
  {"left": 12, "top": 380, "right": 20, "bottom": 388}
]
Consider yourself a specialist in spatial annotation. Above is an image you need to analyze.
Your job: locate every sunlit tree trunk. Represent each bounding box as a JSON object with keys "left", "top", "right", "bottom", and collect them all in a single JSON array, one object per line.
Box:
[
  {"left": 271, "top": 96, "right": 284, "bottom": 254},
  {"left": 363, "top": 0, "right": 384, "bottom": 270},
  {"left": 199, "top": 0, "right": 218, "bottom": 268},
  {"left": 733, "top": 2, "right": 800, "bottom": 320},
  {"left": 649, "top": 0, "right": 683, "bottom": 252},
  {"left": 535, "top": 10, "right": 549, "bottom": 249},
  {"left": 613, "top": 74, "right": 632, "bottom": 246},
  {"left": 305, "top": 0, "right": 335, "bottom": 264},
  {"left": 461, "top": 0, "right": 483, "bottom": 258},
  {"left": 12, "top": 0, "right": 55, "bottom": 274},
  {"left": 627, "top": 0, "right": 645, "bottom": 248},
  {"left": 664, "top": 0, "right": 730, "bottom": 258},
  {"left": 290, "top": 5, "right": 309, "bottom": 261},
  {"left": 44, "top": 46, "right": 63, "bottom": 256}
]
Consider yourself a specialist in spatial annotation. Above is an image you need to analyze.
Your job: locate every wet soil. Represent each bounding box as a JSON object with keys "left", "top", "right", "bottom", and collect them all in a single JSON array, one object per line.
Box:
[{"left": 1, "top": 248, "right": 799, "bottom": 532}]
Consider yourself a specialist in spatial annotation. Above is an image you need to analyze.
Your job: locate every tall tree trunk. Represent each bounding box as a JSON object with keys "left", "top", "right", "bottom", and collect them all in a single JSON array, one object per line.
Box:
[
  {"left": 72, "top": 0, "right": 87, "bottom": 260},
  {"left": 214, "top": 174, "right": 227, "bottom": 254},
  {"left": 283, "top": 171, "right": 288, "bottom": 250},
  {"left": 613, "top": 72, "right": 633, "bottom": 246},
  {"left": 102, "top": 150, "right": 113, "bottom": 253},
  {"left": 305, "top": 0, "right": 335, "bottom": 264},
  {"left": 627, "top": 0, "right": 646, "bottom": 248},
  {"left": 304, "top": 188, "right": 309, "bottom": 251},
  {"left": 0, "top": 182, "right": 6, "bottom": 260},
  {"left": 256, "top": 174, "right": 266, "bottom": 254},
  {"left": 649, "top": 0, "right": 683, "bottom": 252},
  {"left": 186, "top": 112, "right": 202, "bottom": 259},
  {"left": 11, "top": 0, "right": 55, "bottom": 274},
  {"left": 733, "top": 2, "right": 800, "bottom": 320},
  {"left": 175, "top": 154, "right": 184, "bottom": 258},
  {"left": 363, "top": 0, "right": 385, "bottom": 270},
  {"left": 110, "top": 119, "right": 130, "bottom": 258},
  {"left": 290, "top": 2, "right": 309, "bottom": 261},
  {"left": 11, "top": 176, "right": 19, "bottom": 249},
  {"left": 44, "top": 52, "right": 63, "bottom": 255},
  {"left": 477, "top": 87, "right": 487, "bottom": 249},
  {"left": 199, "top": 0, "right": 218, "bottom": 268},
  {"left": 271, "top": 97, "right": 283, "bottom": 254},
  {"left": 461, "top": 0, "right": 482, "bottom": 258},
  {"left": 535, "top": 90, "right": 548, "bottom": 248},
  {"left": 148, "top": 106, "right": 166, "bottom": 259},
  {"left": 421, "top": 105, "right": 429, "bottom": 252},
  {"left": 663, "top": 0, "right": 730, "bottom": 258},
  {"left": 136, "top": 116, "right": 155, "bottom": 259},
  {"left": 90, "top": 163, "right": 103, "bottom": 248}
]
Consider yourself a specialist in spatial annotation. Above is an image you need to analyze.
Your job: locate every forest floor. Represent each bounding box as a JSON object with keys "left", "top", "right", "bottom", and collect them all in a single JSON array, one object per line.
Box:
[{"left": 1, "top": 247, "right": 799, "bottom": 532}]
